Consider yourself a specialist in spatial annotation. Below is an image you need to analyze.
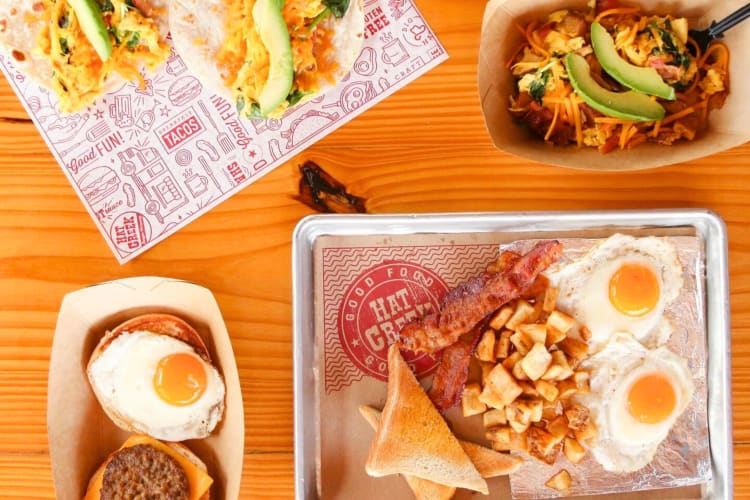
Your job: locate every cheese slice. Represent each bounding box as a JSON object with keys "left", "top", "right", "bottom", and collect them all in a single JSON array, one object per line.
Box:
[{"left": 84, "top": 434, "right": 212, "bottom": 500}]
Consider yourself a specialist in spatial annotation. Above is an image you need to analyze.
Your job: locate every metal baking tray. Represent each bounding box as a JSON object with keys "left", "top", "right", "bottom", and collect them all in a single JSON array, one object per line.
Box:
[{"left": 292, "top": 209, "right": 732, "bottom": 499}]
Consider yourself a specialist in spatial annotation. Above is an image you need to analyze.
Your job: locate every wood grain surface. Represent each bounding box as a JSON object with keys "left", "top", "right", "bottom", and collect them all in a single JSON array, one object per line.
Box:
[{"left": 0, "top": 0, "right": 747, "bottom": 498}]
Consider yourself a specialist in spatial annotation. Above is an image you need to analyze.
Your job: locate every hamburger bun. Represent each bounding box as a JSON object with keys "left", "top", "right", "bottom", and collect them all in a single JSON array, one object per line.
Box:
[{"left": 84, "top": 435, "right": 213, "bottom": 500}]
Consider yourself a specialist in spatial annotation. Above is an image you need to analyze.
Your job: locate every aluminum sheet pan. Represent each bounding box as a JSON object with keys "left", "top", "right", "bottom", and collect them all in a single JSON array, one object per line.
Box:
[{"left": 292, "top": 209, "right": 731, "bottom": 500}]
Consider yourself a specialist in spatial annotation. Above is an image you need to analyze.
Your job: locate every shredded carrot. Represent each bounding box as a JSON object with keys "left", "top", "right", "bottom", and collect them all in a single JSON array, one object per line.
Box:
[
  {"left": 700, "top": 42, "right": 729, "bottom": 68},
  {"left": 506, "top": 42, "right": 529, "bottom": 69},
  {"left": 594, "top": 7, "right": 640, "bottom": 23},
  {"left": 660, "top": 100, "right": 707, "bottom": 126},
  {"left": 545, "top": 103, "right": 561, "bottom": 141},
  {"left": 571, "top": 97, "right": 583, "bottom": 146}
]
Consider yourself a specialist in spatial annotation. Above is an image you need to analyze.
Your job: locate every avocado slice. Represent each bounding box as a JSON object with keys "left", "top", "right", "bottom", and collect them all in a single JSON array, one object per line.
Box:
[
  {"left": 565, "top": 53, "right": 665, "bottom": 122},
  {"left": 591, "top": 22, "right": 675, "bottom": 100},
  {"left": 253, "top": 0, "right": 294, "bottom": 116},
  {"left": 67, "top": 0, "right": 112, "bottom": 62}
]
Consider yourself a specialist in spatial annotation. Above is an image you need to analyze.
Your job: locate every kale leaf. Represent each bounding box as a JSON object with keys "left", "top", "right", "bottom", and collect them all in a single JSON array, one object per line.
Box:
[{"left": 322, "top": 0, "right": 350, "bottom": 18}]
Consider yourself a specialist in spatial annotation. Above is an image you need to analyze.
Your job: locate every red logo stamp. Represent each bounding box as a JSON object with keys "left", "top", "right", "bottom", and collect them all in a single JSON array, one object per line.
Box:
[
  {"left": 156, "top": 109, "right": 205, "bottom": 152},
  {"left": 110, "top": 211, "right": 152, "bottom": 254},
  {"left": 338, "top": 260, "right": 449, "bottom": 381}
]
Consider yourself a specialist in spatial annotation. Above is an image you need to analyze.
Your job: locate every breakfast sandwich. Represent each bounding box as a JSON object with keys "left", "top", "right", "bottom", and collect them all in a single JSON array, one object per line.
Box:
[
  {"left": 84, "top": 434, "right": 213, "bottom": 500},
  {"left": 0, "top": 0, "right": 170, "bottom": 113},
  {"left": 87, "top": 313, "right": 226, "bottom": 442},
  {"left": 168, "top": 0, "right": 364, "bottom": 118}
]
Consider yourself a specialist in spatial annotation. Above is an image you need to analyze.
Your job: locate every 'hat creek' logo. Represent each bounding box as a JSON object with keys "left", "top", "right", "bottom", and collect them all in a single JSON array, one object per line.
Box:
[{"left": 338, "top": 261, "right": 449, "bottom": 381}]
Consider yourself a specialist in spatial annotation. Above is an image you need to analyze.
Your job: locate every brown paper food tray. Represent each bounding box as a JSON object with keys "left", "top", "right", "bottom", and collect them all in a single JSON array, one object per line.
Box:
[
  {"left": 47, "top": 276, "right": 244, "bottom": 500},
  {"left": 478, "top": 0, "right": 750, "bottom": 171}
]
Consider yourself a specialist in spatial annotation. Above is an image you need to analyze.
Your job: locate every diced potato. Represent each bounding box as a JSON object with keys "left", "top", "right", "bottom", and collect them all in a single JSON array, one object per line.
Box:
[
  {"left": 519, "top": 323, "right": 546, "bottom": 344},
  {"left": 564, "top": 437, "right": 587, "bottom": 464},
  {"left": 520, "top": 342, "right": 552, "bottom": 381},
  {"left": 543, "top": 286, "right": 560, "bottom": 313},
  {"left": 541, "top": 363, "right": 563, "bottom": 381},
  {"left": 548, "top": 350, "right": 574, "bottom": 381},
  {"left": 519, "top": 381, "right": 539, "bottom": 397},
  {"left": 545, "top": 469, "right": 572, "bottom": 492},
  {"left": 534, "top": 379, "right": 559, "bottom": 402},
  {"left": 489, "top": 306, "right": 514, "bottom": 330},
  {"left": 483, "top": 408, "right": 507, "bottom": 428},
  {"left": 506, "top": 401, "right": 533, "bottom": 425},
  {"left": 495, "top": 330, "right": 512, "bottom": 359},
  {"left": 556, "top": 379, "right": 578, "bottom": 400},
  {"left": 508, "top": 431, "right": 529, "bottom": 452},
  {"left": 486, "top": 426, "right": 511, "bottom": 443},
  {"left": 480, "top": 361, "right": 495, "bottom": 385},
  {"left": 528, "top": 398, "right": 544, "bottom": 423},
  {"left": 484, "top": 363, "right": 523, "bottom": 406},
  {"left": 478, "top": 384, "right": 506, "bottom": 410},
  {"left": 527, "top": 426, "right": 558, "bottom": 458},
  {"left": 490, "top": 429, "right": 528, "bottom": 452},
  {"left": 545, "top": 326, "right": 567, "bottom": 346},
  {"left": 574, "top": 420, "right": 598, "bottom": 443},
  {"left": 510, "top": 331, "right": 533, "bottom": 355},
  {"left": 558, "top": 336, "right": 589, "bottom": 364},
  {"left": 565, "top": 404, "right": 590, "bottom": 431},
  {"left": 502, "top": 351, "right": 523, "bottom": 372},
  {"left": 547, "top": 415, "right": 569, "bottom": 444},
  {"left": 475, "top": 329, "right": 497, "bottom": 362},
  {"left": 506, "top": 299, "right": 534, "bottom": 330},
  {"left": 509, "top": 419, "right": 531, "bottom": 433},
  {"left": 512, "top": 360, "right": 530, "bottom": 381},
  {"left": 546, "top": 310, "right": 576, "bottom": 335},
  {"left": 528, "top": 299, "right": 544, "bottom": 323},
  {"left": 461, "top": 382, "right": 487, "bottom": 417},
  {"left": 542, "top": 400, "right": 563, "bottom": 421}
]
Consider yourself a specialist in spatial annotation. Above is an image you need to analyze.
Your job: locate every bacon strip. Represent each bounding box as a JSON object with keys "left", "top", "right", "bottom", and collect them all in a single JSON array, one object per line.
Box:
[
  {"left": 428, "top": 325, "right": 483, "bottom": 411},
  {"left": 399, "top": 240, "right": 563, "bottom": 353}
]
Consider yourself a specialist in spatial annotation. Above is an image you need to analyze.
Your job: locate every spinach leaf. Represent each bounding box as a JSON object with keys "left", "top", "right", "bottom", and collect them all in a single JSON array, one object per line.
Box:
[
  {"left": 529, "top": 72, "right": 550, "bottom": 104},
  {"left": 58, "top": 12, "right": 70, "bottom": 28},
  {"left": 126, "top": 31, "right": 141, "bottom": 49},
  {"left": 288, "top": 89, "right": 310, "bottom": 106},
  {"left": 59, "top": 37, "right": 70, "bottom": 55},
  {"left": 248, "top": 103, "right": 265, "bottom": 120},
  {"left": 322, "top": 0, "right": 350, "bottom": 18},
  {"left": 98, "top": 0, "right": 114, "bottom": 13}
]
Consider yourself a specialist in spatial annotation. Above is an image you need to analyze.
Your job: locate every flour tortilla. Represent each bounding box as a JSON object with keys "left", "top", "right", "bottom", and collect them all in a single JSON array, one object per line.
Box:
[
  {"left": 168, "top": 0, "right": 364, "bottom": 111},
  {"left": 0, "top": 2, "right": 52, "bottom": 82}
]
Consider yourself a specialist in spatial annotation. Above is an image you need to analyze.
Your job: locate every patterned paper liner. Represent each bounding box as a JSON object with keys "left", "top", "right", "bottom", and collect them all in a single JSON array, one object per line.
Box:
[{"left": 0, "top": 0, "right": 447, "bottom": 263}]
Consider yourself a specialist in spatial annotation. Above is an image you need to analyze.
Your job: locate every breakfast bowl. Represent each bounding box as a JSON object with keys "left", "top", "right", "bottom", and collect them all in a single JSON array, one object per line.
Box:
[
  {"left": 47, "top": 276, "right": 244, "bottom": 500},
  {"left": 478, "top": 0, "right": 750, "bottom": 171}
]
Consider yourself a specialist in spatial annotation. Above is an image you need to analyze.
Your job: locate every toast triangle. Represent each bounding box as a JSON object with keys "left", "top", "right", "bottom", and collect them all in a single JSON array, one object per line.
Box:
[{"left": 365, "top": 344, "right": 488, "bottom": 494}]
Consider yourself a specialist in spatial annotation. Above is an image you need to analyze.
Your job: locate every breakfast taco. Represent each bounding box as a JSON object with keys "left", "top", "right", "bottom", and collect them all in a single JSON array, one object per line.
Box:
[
  {"left": 0, "top": 0, "right": 170, "bottom": 113},
  {"left": 169, "top": 0, "right": 364, "bottom": 118}
]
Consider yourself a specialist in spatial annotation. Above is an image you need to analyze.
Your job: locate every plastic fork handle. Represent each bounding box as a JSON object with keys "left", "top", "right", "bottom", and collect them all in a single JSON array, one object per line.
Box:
[{"left": 710, "top": 2, "right": 750, "bottom": 38}]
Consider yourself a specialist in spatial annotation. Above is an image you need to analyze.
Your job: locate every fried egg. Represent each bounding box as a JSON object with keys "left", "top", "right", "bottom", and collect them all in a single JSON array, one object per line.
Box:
[
  {"left": 578, "top": 332, "right": 694, "bottom": 472},
  {"left": 547, "top": 234, "right": 683, "bottom": 350},
  {"left": 88, "top": 331, "right": 225, "bottom": 442}
]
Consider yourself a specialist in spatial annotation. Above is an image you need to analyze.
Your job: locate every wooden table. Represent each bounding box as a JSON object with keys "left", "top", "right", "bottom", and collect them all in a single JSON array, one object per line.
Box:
[{"left": 0, "top": 1, "right": 747, "bottom": 498}]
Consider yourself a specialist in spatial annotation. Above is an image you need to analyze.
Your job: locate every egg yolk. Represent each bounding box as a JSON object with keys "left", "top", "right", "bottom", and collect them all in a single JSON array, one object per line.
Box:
[
  {"left": 153, "top": 352, "right": 207, "bottom": 406},
  {"left": 609, "top": 263, "right": 660, "bottom": 317},
  {"left": 627, "top": 372, "right": 676, "bottom": 424}
]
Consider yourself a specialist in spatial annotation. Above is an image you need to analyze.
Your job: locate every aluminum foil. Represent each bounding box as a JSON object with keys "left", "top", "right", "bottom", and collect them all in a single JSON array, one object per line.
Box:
[{"left": 505, "top": 236, "right": 710, "bottom": 499}]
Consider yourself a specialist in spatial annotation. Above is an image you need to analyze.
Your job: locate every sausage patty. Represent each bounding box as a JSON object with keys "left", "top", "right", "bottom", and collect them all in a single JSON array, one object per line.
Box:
[{"left": 100, "top": 444, "right": 190, "bottom": 500}]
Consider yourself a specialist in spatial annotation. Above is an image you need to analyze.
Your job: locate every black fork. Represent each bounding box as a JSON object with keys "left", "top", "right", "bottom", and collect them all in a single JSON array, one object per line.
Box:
[{"left": 688, "top": 2, "right": 750, "bottom": 54}]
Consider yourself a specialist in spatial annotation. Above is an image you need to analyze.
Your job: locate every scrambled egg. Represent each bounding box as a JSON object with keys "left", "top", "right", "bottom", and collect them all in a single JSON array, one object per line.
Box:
[{"left": 35, "top": 0, "right": 169, "bottom": 113}]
